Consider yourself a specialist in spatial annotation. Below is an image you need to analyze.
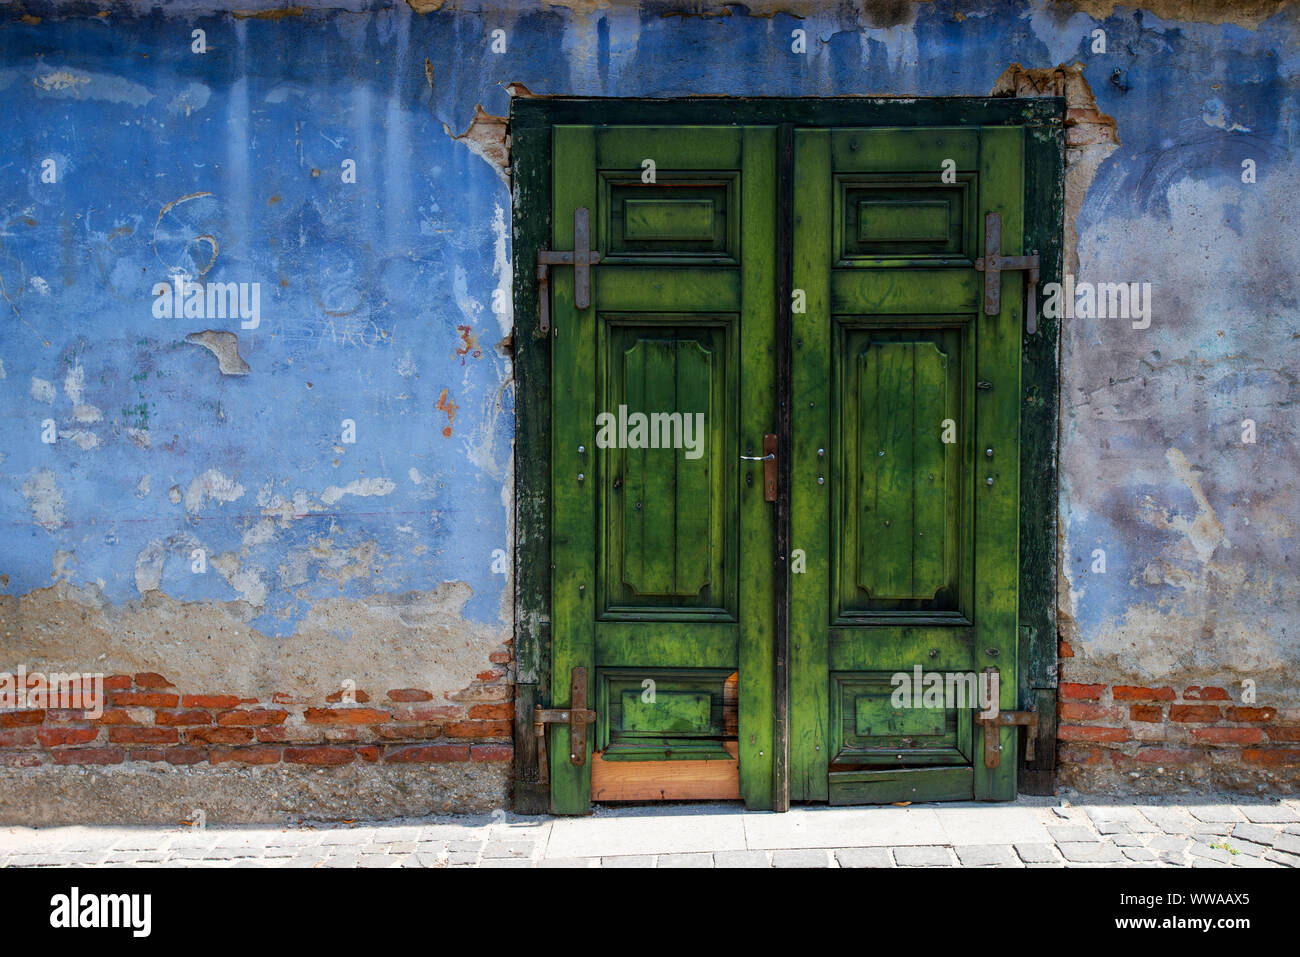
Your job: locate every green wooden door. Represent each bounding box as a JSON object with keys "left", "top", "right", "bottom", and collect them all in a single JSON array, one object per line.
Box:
[
  {"left": 789, "top": 127, "right": 1026, "bottom": 803},
  {"left": 548, "top": 121, "right": 1029, "bottom": 811},
  {"left": 549, "top": 125, "right": 778, "bottom": 813}
]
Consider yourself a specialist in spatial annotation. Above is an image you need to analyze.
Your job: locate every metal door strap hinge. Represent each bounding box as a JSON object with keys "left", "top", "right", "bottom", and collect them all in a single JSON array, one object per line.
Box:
[
  {"left": 975, "top": 708, "right": 1039, "bottom": 769},
  {"left": 532, "top": 666, "right": 596, "bottom": 785},
  {"left": 973, "top": 211, "right": 1041, "bottom": 335},
  {"left": 537, "top": 207, "right": 602, "bottom": 336}
]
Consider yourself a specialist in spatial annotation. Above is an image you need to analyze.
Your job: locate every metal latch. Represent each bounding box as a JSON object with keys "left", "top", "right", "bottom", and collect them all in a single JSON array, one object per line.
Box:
[
  {"left": 532, "top": 666, "right": 597, "bottom": 785},
  {"left": 536, "top": 207, "right": 602, "bottom": 336},
  {"left": 740, "top": 433, "right": 778, "bottom": 502},
  {"left": 973, "top": 211, "right": 1041, "bottom": 335},
  {"left": 975, "top": 707, "right": 1039, "bottom": 768}
]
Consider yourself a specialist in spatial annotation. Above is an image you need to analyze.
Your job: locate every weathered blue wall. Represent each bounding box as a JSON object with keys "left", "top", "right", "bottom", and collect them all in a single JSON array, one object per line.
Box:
[{"left": 1, "top": 0, "right": 1297, "bottom": 806}]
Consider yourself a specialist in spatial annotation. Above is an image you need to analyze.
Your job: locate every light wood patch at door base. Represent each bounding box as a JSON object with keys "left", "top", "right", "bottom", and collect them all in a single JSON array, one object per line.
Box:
[{"left": 591, "top": 741, "right": 740, "bottom": 801}]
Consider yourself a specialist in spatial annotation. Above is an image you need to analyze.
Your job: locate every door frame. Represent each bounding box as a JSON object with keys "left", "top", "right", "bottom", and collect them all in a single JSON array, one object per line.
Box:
[{"left": 509, "top": 97, "right": 1065, "bottom": 813}]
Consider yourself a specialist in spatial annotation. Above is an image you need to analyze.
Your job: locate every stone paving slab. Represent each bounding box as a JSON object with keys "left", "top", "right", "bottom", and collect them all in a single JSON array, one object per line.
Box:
[{"left": 3, "top": 798, "right": 1299, "bottom": 868}]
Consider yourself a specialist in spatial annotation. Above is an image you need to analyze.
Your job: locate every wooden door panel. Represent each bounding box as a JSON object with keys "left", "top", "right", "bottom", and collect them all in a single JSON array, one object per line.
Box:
[
  {"left": 550, "top": 125, "right": 777, "bottom": 813},
  {"left": 835, "top": 322, "right": 972, "bottom": 620},
  {"left": 599, "top": 321, "right": 734, "bottom": 616},
  {"left": 792, "top": 126, "right": 1025, "bottom": 804}
]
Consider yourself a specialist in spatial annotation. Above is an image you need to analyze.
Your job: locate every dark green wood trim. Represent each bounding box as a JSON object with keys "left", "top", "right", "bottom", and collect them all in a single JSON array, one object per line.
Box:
[
  {"left": 511, "top": 97, "right": 1064, "bottom": 132},
  {"left": 509, "top": 96, "right": 1065, "bottom": 810},
  {"left": 510, "top": 118, "right": 552, "bottom": 814},
  {"left": 1018, "top": 104, "right": 1065, "bottom": 795}
]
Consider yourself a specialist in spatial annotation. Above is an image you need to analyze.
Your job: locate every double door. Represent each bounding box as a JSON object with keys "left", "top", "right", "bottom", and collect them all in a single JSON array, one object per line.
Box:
[{"left": 546, "top": 121, "right": 1028, "bottom": 812}]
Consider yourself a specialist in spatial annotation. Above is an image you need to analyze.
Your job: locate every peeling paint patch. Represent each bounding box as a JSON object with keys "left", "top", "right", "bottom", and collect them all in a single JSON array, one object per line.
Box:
[
  {"left": 211, "top": 552, "right": 269, "bottom": 607},
  {"left": 444, "top": 106, "right": 509, "bottom": 187},
  {"left": 320, "top": 478, "right": 397, "bottom": 506},
  {"left": 185, "top": 330, "right": 251, "bottom": 375},
  {"left": 456, "top": 324, "right": 482, "bottom": 363},
  {"left": 436, "top": 388, "right": 458, "bottom": 438},
  {"left": 21, "top": 470, "right": 65, "bottom": 531},
  {"left": 134, "top": 539, "right": 166, "bottom": 595},
  {"left": 59, "top": 429, "right": 99, "bottom": 451},
  {"left": 31, "top": 67, "right": 153, "bottom": 107},
  {"left": 185, "top": 469, "right": 246, "bottom": 514},
  {"left": 29, "top": 378, "right": 54, "bottom": 403}
]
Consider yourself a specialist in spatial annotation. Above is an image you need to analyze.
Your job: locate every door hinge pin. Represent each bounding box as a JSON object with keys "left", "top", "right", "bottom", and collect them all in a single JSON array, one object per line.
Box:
[
  {"left": 973, "top": 212, "right": 1041, "bottom": 335},
  {"left": 537, "top": 207, "right": 602, "bottom": 336},
  {"left": 533, "top": 666, "right": 596, "bottom": 786}
]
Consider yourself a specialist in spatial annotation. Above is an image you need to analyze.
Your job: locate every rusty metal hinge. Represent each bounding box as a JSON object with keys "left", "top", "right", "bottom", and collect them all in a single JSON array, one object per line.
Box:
[
  {"left": 975, "top": 707, "right": 1039, "bottom": 769},
  {"left": 532, "top": 666, "right": 597, "bottom": 785},
  {"left": 536, "top": 207, "right": 602, "bottom": 336},
  {"left": 973, "top": 211, "right": 1041, "bottom": 335}
]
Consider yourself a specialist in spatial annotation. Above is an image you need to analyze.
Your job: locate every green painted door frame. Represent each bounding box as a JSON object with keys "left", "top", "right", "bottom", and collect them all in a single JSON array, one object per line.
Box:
[{"left": 510, "top": 97, "right": 1064, "bottom": 815}]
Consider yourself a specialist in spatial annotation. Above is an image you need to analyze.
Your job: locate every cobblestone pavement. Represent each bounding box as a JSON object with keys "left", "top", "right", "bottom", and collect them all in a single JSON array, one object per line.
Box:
[{"left": 3, "top": 797, "right": 1299, "bottom": 868}]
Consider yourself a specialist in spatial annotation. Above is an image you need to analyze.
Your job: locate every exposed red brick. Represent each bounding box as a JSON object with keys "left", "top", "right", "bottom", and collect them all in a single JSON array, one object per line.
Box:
[
  {"left": 1129, "top": 704, "right": 1163, "bottom": 723},
  {"left": 392, "top": 705, "right": 461, "bottom": 722},
  {"left": 1058, "top": 725, "right": 1130, "bottom": 743},
  {"left": 1059, "top": 682, "right": 1105, "bottom": 701},
  {"left": 384, "top": 744, "right": 470, "bottom": 763},
  {"left": 186, "top": 727, "right": 255, "bottom": 746},
  {"left": 134, "top": 673, "right": 173, "bottom": 689},
  {"left": 469, "top": 703, "right": 514, "bottom": 720},
  {"left": 36, "top": 727, "right": 98, "bottom": 747},
  {"left": 1170, "top": 705, "right": 1222, "bottom": 723},
  {"left": 1057, "top": 641, "right": 1073, "bottom": 659},
  {"left": 1133, "top": 747, "right": 1200, "bottom": 764},
  {"left": 1058, "top": 746, "right": 1104, "bottom": 765},
  {"left": 217, "top": 709, "right": 288, "bottom": 727},
  {"left": 209, "top": 747, "right": 281, "bottom": 765},
  {"left": 155, "top": 710, "right": 213, "bottom": 727},
  {"left": 255, "top": 727, "right": 288, "bottom": 742},
  {"left": 471, "top": 744, "right": 513, "bottom": 762},
  {"left": 52, "top": 748, "right": 124, "bottom": 765},
  {"left": 441, "top": 720, "right": 512, "bottom": 739},
  {"left": 1226, "top": 707, "right": 1276, "bottom": 723},
  {"left": 325, "top": 689, "right": 371, "bottom": 704},
  {"left": 109, "top": 727, "right": 179, "bottom": 745},
  {"left": 446, "top": 685, "right": 511, "bottom": 703},
  {"left": 0, "top": 710, "right": 45, "bottom": 728},
  {"left": 386, "top": 689, "right": 433, "bottom": 702},
  {"left": 0, "top": 729, "right": 38, "bottom": 746},
  {"left": 134, "top": 749, "right": 166, "bottom": 762},
  {"left": 375, "top": 724, "right": 443, "bottom": 740},
  {"left": 44, "top": 709, "right": 87, "bottom": 723},
  {"left": 285, "top": 746, "right": 354, "bottom": 766},
  {"left": 1184, "top": 686, "right": 1231, "bottom": 701},
  {"left": 1112, "top": 686, "right": 1175, "bottom": 701},
  {"left": 109, "top": 692, "right": 178, "bottom": 708},
  {"left": 1192, "top": 727, "right": 1261, "bottom": 744},
  {"left": 1058, "top": 702, "right": 1118, "bottom": 722},
  {"left": 1243, "top": 749, "right": 1300, "bottom": 766},
  {"left": 165, "top": 747, "right": 207, "bottom": 765},
  {"left": 476, "top": 669, "right": 506, "bottom": 682},
  {"left": 489, "top": 652, "right": 512, "bottom": 664},
  {"left": 357, "top": 746, "right": 379, "bottom": 762},
  {"left": 303, "top": 707, "right": 391, "bottom": 725},
  {"left": 0, "top": 752, "right": 44, "bottom": 767},
  {"left": 1264, "top": 725, "right": 1300, "bottom": 742},
  {"left": 181, "top": 694, "right": 241, "bottom": 709},
  {"left": 94, "top": 709, "right": 136, "bottom": 725},
  {"left": 103, "top": 675, "right": 132, "bottom": 691}
]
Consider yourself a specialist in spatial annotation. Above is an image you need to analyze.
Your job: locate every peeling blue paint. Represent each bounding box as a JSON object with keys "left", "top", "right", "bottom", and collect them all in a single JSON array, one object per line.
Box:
[{"left": 1, "top": 1, "right": 1297, "bottom": 679}]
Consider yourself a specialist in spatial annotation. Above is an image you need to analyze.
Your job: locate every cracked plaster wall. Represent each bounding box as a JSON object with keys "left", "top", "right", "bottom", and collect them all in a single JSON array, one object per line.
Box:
[{"left": 1, "top": 0, "right": 1298, "bottom": 802}]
